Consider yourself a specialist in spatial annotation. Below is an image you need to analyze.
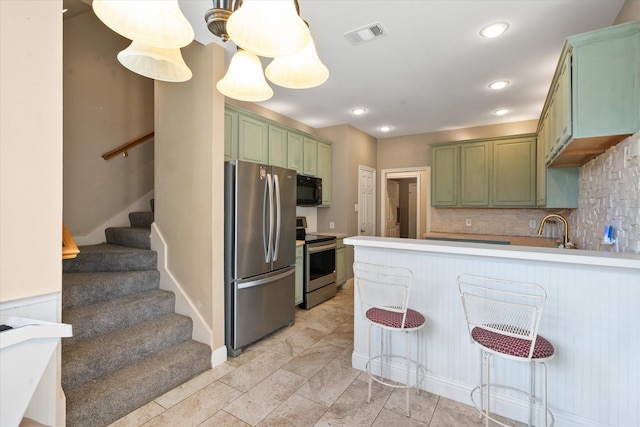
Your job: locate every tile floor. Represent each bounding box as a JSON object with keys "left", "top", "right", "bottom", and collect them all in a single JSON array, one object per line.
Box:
[{"left": 109, "top": 286, "right": 524, "bottom": 427}]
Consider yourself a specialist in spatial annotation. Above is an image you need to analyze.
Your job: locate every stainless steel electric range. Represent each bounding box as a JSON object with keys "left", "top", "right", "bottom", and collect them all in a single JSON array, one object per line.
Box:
[{"left": 296, "top": 217, "right": 337, "bottom": 309}]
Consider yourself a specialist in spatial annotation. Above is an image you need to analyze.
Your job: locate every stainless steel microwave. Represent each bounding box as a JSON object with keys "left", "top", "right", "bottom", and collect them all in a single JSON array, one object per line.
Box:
[{"left": 296, "top": 174, "right": 322, "bottom": 206}]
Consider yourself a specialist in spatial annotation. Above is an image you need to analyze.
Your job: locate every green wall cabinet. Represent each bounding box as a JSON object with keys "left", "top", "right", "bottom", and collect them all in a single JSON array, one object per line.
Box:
[
  {"left": 238, "top": 114, "right": 268, "bottom": 164},
  {"left": 492, "top": 136, "right": 536, "bottom": 206},
  {"left": 431, "top": 144, "right": 458, "bottom": 207},
  {"left": 336, "top": 238, "right": 345, "bottom": 287},
  {"left": 224, "top": 109, "right": 238, "bottom": 161},
  {"left": 295, "top": 244, "right": 303, "bottom": 306},
  {"left": 287, "top": 131, "right": 303, "bottom": 173},
  {"left": 431, "top": 135, "right": 537, "bottom": 208},
  {"left": 268, "top": 124, "right": 287, "bottom": 168},
  {"left": 544, "top": 21, "right": 640, "bottom": 167},
  {"left": 303, "top": 137, "right": 318, "bottom": 176}
]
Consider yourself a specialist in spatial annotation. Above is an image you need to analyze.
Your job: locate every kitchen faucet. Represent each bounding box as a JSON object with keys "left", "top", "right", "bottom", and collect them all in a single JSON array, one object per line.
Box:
[{"left": 537, "top": 213, "right": 569, "bottom": 247}]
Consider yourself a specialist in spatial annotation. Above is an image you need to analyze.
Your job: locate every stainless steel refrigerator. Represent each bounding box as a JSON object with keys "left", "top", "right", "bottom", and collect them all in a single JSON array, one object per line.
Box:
[{"left": 224, "top": 160, "right": 296, "bottom": 356}]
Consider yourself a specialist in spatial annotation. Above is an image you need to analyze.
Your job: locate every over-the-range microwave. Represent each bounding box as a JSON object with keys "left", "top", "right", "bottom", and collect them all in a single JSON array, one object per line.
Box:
[{"left": 296, "top": 174, "right": 322, "bottom": 206}]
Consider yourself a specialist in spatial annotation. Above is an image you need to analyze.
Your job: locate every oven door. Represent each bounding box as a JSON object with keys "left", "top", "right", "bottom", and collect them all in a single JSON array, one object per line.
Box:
[{"left": 305, "top": 240, "right": 336, "bottom": 292}]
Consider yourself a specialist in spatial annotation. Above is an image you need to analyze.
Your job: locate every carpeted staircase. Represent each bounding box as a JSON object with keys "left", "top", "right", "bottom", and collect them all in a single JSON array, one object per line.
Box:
[{"left": 62, "top": 206, "right": 211, "bottom": 427}]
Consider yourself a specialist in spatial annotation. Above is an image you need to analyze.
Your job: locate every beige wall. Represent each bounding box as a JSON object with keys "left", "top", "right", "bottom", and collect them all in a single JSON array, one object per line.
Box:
[
  {"left": 0, "top": 0, "right": 63, "bottom": 302},
  {"left": 63, "top": 11, "right": 154, "bottom": 236},
  {"left": 154, "top": 42, "right": 226, "bottom": 350},
  {"left": 615, "top": 0, "right": 640, "bottom": 24}
]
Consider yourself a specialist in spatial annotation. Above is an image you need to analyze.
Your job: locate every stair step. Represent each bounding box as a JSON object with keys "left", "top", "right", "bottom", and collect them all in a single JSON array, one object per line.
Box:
[
  {"left": 63, "top": 289, "right": 175, "bottom": 345},
  {"left": 65, "top": 340, "right": 211, "bottom": 427},
  {"left": 63, "top": 270, "right": 160, "bottom": 309},
  {"left": 62, "top": 314, "right": 193, "bottom": 389},
  {"left": 128, "top": 211, "right": 154, "bottom": 228},
  {"left": 105, "top": 227, "right": 151, "bottom": 250},
  {"left": 63, "top": 243, "right": 157, "bottom": 273}
]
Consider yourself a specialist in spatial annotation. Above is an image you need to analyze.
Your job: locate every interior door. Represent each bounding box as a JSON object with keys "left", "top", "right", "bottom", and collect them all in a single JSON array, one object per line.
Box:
[
  {"left": 408, "top": 182, "right": 417, "bottom": 238},
  {"left": 386, "top": 180, "right": 399, "bottom": 237},
  {"left": 358, "top": 166, "right": 375, "bottom": 236}
]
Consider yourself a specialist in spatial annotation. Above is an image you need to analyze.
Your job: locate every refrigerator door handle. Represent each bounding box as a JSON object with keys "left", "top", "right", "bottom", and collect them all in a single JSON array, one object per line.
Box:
[
  {"left": 262, "top": 174, "right": 270, "bottom": 263},
  {"left": 266, "top": 173, "right": 274, "bottom": 263},
  {"left": 236, "top": 266, "right": 295, "bottom": 289},
  {"left": 273, "top": 174, "right": 281, "bottom": 261}
]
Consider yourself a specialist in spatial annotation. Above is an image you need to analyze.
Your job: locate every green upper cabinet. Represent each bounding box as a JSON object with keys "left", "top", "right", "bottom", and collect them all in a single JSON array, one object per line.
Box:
[
  {"left": 492, "top": 136, "right": 536, "bottom": 206},
  {"left": 238, "top": 114, "right": 268, "bottom": 164},
  {"left": 224, "top": 109, "right": 238, "bottom": 161},
  {"left": 317, "top": 140, "right": 332, "bottom": 206},
  {"left": 431, "top": 144, "right": 458, "bottom": 207},
  {"left": 460, "top": 141, "right": 490, "bottom": 207},
  {"left": 287, "top": 131, "right": 303, "bottom": 173},
  {"left": 303, "top": 137, "right": 318, "bottom": 176},
  {"left": 268, "top": 124, "right": 287, "bottom": 167},
  {"left": 545, "top": 21, "right": 640, "bottom": 167},
  {"left": 432, "top": 135, "right": 537, "bottom": 208}
]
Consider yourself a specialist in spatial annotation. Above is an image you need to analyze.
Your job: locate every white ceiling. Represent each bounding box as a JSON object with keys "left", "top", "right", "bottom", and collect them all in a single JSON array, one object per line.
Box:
[{"left": 68, "top": 1, "right": 626, "bottom": 139}]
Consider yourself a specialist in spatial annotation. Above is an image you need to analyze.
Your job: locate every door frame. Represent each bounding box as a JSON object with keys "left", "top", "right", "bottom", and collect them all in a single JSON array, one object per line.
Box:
[{"left": 380, "top": 167, "right": 430, "bottom": 238}]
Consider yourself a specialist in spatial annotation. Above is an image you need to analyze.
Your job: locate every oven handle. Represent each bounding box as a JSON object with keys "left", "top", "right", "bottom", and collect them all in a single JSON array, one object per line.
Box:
[{"left": 307, "top": 242, "right": 337, "bottom": 254}]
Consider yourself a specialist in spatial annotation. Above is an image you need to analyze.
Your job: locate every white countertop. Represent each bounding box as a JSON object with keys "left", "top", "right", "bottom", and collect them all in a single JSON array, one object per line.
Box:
[{"left": 344, "top": 236, "right": 640, "bottom": 270}]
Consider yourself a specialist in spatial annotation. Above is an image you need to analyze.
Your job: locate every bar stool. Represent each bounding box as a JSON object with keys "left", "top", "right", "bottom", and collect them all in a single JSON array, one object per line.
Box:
[
  {"left": 457, "top": 274, "right": 555, "bottom": 427},
  {"left": 353, "top": 262, "right": 426, "bottom": 417}
]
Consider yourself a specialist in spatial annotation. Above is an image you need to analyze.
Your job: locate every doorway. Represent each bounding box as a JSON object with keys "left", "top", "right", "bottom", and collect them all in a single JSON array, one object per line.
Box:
[
  {"left": 358, "top": 165, "right": 376, "bottom": 236},
  {"left": 381, "top": 167, "right": 430, "bottom": 238}
]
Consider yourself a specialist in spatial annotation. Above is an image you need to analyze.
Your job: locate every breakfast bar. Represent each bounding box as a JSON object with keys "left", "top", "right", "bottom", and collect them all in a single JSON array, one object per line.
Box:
[{"left": 345, "top": 236, "right": 640, "bottom": 427}]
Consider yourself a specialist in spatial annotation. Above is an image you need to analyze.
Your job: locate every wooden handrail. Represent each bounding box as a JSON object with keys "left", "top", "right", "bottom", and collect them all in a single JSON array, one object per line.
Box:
[
  {"left": 101, "top": 131, "right": 154, "bottom": 160},
  {"left": 62, "top": 222, "right": 79, "bottom": 260}
]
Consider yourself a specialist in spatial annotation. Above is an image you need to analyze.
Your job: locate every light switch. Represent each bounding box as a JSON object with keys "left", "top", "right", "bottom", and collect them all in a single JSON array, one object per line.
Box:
[
  {"left": 466, "top": 218, "right": 472, "bottom": 227},
  {"left": 354, "top": 204, "right": 359, "bottom": 212}
]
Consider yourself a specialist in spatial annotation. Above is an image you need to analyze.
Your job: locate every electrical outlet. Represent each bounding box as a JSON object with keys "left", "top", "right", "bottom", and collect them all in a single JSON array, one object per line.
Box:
[
  {"left": 466, "top": 218, "right": 472, "bottom": 227},
  {"left": 529, "top": 220, "right": 536, "bottom": 229},
  {"left": 329, "top": 221, "right": 335, "bottom": 229}
]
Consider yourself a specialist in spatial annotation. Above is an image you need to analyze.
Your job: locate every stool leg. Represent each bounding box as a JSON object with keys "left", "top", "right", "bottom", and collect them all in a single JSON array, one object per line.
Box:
[
  {"left": 416, "top": 329, "right": 421, "bottom": 395},
  {"left": 478, "top": 348, "right": 485, "bottom": 421},
  {"left": 542, "top": 362, "right": 548, "bottom": 427},
  {"left": 485, "top": 352, "right": 491, "bottom": 427},
  {"left": 367, "top": 323, "right": 373, "bottom": 404},
  {"left": 529, "top": 361, "right": 535, "bottom": 427},
  {"left": 405, "top": 330, "right": 411, "bottom": 417}
]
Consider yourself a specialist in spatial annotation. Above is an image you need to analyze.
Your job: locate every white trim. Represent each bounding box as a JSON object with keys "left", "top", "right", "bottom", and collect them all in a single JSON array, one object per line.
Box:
[
  {"left": 150, "top": 223, "right": 214, "bottom": 349},
  {"left": 380, "top": 167, "right": 430, "bottom": 238},
  {"left": 73, "top": 190, "right": 155, "bottom": 246},
  {"left": 357, "top": 165, "right": 376, "bottom": 236},
  {"left": 210, "top": 345, "right": 228, "bottom": 367}
]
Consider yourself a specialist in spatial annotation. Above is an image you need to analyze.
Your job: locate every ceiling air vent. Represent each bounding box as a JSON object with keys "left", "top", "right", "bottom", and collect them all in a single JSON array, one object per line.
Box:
[{"left": 344, "top": 22, "right": 387, "bottom": 45}]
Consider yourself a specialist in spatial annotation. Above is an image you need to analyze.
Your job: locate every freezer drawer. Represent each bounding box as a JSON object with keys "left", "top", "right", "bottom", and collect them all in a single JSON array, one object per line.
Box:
[{"left": 227, "top": 267, "right": 295, "bottom": 356}]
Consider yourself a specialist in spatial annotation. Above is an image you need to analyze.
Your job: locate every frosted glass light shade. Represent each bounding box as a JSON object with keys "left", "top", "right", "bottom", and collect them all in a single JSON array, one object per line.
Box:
[
  {"left": 93, "top": 0, "right": 194, "bottom": 48},
  {"left": 217, "top": 50, "right": 274, "bottom": 102},
  {"left": 226, "top": 0, "right": 310, "bottom": 58},
  {"left": 117, "top": 41, "right": 192, "bottom": 82},
  {"left": 265, "top": 37, "right": 329, "bottom": 89}
]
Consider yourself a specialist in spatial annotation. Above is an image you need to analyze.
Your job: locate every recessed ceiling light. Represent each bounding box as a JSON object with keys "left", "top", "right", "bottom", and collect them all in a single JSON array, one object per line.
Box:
[
  {"left": 493, "top": 109, "right": 509, "bottom": 116},
  {"left": 351, "top": 108, "right": 367, "bottom": 115},
  {"left": 379, "top": 126, "right": 391, "bottom": 132},
  {"left": 480, "top": 22, "right": 509, "bottom": 38},
  {"left": 488, "top": 80, "right": 510, "bottom": 90}
]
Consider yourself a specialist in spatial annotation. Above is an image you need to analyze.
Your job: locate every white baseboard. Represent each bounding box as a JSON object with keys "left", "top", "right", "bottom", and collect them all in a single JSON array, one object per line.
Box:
[
  {"left": 352, "top": 351, "right": 607, "bottom": 427},
  {"left": 211, "top": 345, "right": 228, "bottom": 368},
  {"left": 150, "top": 224, "right": 213, "bottom": 349},
  {"left": 73, "top": 191, "right": 155, "bottom": 246}
]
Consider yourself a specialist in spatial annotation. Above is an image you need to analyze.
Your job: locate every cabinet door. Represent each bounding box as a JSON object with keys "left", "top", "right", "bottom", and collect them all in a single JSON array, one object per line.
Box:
[
  {"left": 238, "top": 114, "right": 268, "bottom": 164},
  {"left": 303, "top": 137, "right": 317, "bottom": 176},
  {"left": 295, "top": 245, "right": 303, "bottom": 305},
  {"left": 317, "top": 140, "right": 332, "bottom": 206},
  {"left": 268, "top": 125, "right": 287, "bottom": 167},
  {"left": 224, "top": 109, "right": 238, "bottom": 161},
  {"left": 536, "top": 117, "right": 549, "bottom": 206},
  {"left": 287, "top": 131, "right": 303, "bottom": 173},
  {"left": 554, "top": 53, "right": 572, "bottom": 151},
  {"left": 492, "top": 137, "right": 536, "bottom": 207},
  {"left": 460, "top": 142, "right": 490, "bottom": 206},
  {"left": 335, "top": 239, "right": 345, "bottom": 287},
  {"left": 431, "top": 144, "right": 458, "bottom": 206}
]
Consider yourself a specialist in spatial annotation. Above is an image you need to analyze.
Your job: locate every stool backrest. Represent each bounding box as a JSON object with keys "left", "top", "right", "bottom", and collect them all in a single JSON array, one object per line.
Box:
[
  {"left": 354, "top": 262, "right": 413, "bottom": 325},
  {"left": 457, "top": 274, "right": 547, "bottom": 360}
]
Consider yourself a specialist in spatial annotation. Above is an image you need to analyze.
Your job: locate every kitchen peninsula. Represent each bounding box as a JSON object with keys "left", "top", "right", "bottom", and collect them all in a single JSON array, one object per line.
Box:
[{"left": 345, "top": 236, "right": 640, "bottom": 427}]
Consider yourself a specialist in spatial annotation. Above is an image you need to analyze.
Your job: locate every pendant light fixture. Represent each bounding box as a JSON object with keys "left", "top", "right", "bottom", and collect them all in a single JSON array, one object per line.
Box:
[
  {"left": 265, "top": 35, "right": 329, "bottom": 89},
  {"left": 93, "top": 0, "right": 194, "bottom": 82},
  {"left": 117, "top": 41, "right": 193, "bottom": 83},
  {"left": 205, "top": 0, "right": 328, "bottom": 101},
  {"left": 217, "top": 49, "right": 274, "bottom": 102}
]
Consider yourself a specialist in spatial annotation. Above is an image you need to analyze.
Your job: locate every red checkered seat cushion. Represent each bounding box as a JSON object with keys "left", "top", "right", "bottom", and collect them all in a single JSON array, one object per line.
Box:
[
  {"left": 366, "top": 307, "right": 425, "bottom": 329},
  {"left": 471, "top": 326, "right": 555, "bottom": 359}
]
